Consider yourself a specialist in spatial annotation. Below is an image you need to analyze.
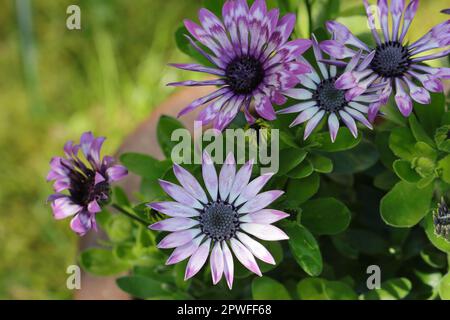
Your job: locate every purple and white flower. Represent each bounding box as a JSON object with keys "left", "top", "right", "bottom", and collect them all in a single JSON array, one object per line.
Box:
[
  {"left": 148, "top": 152, "right": 289, "bottom": 289},
  {"left": 168, "top": 0, "right": 312, "bottom": 131},
  {"left": 47, "top": 132, "right": 128, "bottom": 236},
  {"left": 279, "top": 36, "right": 374, "bottom": 142},
  {"left": 320, "top": 0, "right": 450, "bottom": 120}
]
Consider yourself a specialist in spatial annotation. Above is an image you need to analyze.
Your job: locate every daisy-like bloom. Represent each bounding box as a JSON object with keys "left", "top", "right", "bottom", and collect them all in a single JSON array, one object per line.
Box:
[
  {"left": 434, "top": 198, "right": 450, "bottom": 241},
  {"left": 278, "top": 36, "right": 374, "bottom": 142},
  {"left": 47, "top": 132, "right": 128, "bottom": 235},
  {"left": 148, "top": 152, "right": 289, "bottom": 289},
  {"left": 320, "top": 0, "right": 450, "bottom": 120},
  {"left": 168, "top": 0, "right": 312, "bottom": 131}
]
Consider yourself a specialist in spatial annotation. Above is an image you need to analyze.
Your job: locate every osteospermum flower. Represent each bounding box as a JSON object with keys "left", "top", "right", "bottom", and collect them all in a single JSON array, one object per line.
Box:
[
  {"left": 278, "top": 36, "right": 374, "bottom": 142},
  {"left": 47, "top": 132, "right": 128, "bottom": 235},
  {"left": 320, "top": 0, "right": 450, "bottom": 120},
  {"left": 148, "top": 152, "right": 289, "bottom": 289},
  {"left": 434, "top": 198, "right": 450, "bottom": 241},
  {"left": 168, "top": 0, "right": 312, "bottom": 131}
]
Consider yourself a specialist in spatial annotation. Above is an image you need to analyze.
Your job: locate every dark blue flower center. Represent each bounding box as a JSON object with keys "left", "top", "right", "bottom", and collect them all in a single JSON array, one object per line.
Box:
[
  {"left": 314, "top": 78, "right": 346, "bottom": 112},
  {"left": 199, "top": 201, "right": 240, "bottom": 241},
  {"left": 64, "top": 164, "right": 110, "bottom": 207},
  {"left": 225, "top": 56, "right": 265, "bottom": 95},
  {"left": 370, "top": 41, "right": 411, "bottom": 78}
]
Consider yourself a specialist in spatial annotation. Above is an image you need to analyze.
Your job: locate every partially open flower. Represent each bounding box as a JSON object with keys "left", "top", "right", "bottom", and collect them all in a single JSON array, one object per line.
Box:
[
  {"left": 47, "top": 132, "right": 128, "bottom": 236},
  {"left": 148, "top": 152, "right": 289, "bottom": 289},
  {"left": 168, "top": 0, "right": 312, "bottom": 131},
  {"left": 434, "top": 198, "right": 450, "bottom": 241},
  {"left": 279, "top": 35, "right": 374, "bottom": 142},
  {"left": 320, "top": 0, "right": 450, "bottom": 119}
]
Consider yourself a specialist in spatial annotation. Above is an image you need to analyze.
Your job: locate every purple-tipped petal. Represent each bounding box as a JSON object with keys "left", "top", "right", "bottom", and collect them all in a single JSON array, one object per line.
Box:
[
  {"left": 378, "top": 0, "right": 390, "bottom": 41},
  {"left": 241, "top": 223, "right": 289, "bottom": 241},
  {"left": 344, "top": 107, "right": 373, "bottom": 129},
  {"left": 106, "top": 165, "right": 128, "bottom": 182},
  {"left": 51, "top": 197, "right": 83, "bottom": 220},
  {"left": 167, "top": 79, "right": 226, "bottom": 87},
  {"left": 234, "top": 173, "right": 274, "bottom": 207},
  {"left": 320, "top": 40, "right": 355, "bottom": 59},
  {"left": 230, "top": 238, "right": 262, "bottom": 276},
  {"left": 210, "top": 242, "right": 224, "bottom": 285},
  {"left": 87, "top": 200, "right": 101, "bottom": 214},
  {"left": 289, "top": 106, "right": 319, "bottom": 127},
  {"left": 222, "top": 241, "right": 234, "bottom": 289},
  {"left": 70, "top": 212, "right": 92, "bottom": 236},
  {"left": 363, "top": 0, "right": 382, "bottom": 44},
  {"left": 390, "top": 0, "right": 405, "bottom": 41},
  {"left": 254, "top": 95, "right": 276, "bottom": 120},
  {"left": 328, "top": 112, "right": 340, "bottom": 143},
  {"left": 228, "top": 159, "right": 254, "bottom": 204},
  {"left": 219, "top": 153, "right": 236, "bottom": 201},
  {"left": 395, "top": 78, "right": 413, "bottom": 117},
  {"left": 304, "top": 110, "right": 325, "bottom": 140},
  {"left": 277, "top": 101, "right": 316, "bottom": 115},
  {"left": 325, "top": 20, "right": 369, "bottom": 50},
  {"left": 149, "top": 217, "right": 199, "bottom": 232},
  {"left": 240, "top": 209, "right": 289, "bottom": 224},
  {"left": 282, "top": 88, "right": 313, "bottom": 100},
  {"left": 185, "top": 239, "right": 211, "bottom": 280},
  {"left": 158, "top": 180, "right": 203, "bottom": 209},
  {"left": 166, "top": 236, "right": 204, "bottom": 265},
  {"left": 238, "top": 190, "right": 284, "bottom": 214},
  {"left": 400, "top": 0, "right": 419, "bottom": 41},
  {"left": 178, "top": 87, "right": 230, "bottom": 118},
  {"left": 404, "top": 77, "right": 431, "bottom": 104},
  {"left": 339, "top": 110, "right": 358, "bottom": 138},
  {"left": 157, "top": 229, "right": 201, "bottom": 249},
  {"left": 368, "top": 102, "right": 382, "bottom": 123},
  {"left": 168, "top": 63, "right": 225, "bottom": 76},
  {"left": 202, "top": 151, "right": 218, "bottom": 201},
  {"left": 173, "top": 164, "right": 208, "bottom": 203},
  {"left": 237, "top": 232, "right": 275, "bottom": 265},
  {"left": 148, "top": 201, "right": 200, "bottom": 218}
]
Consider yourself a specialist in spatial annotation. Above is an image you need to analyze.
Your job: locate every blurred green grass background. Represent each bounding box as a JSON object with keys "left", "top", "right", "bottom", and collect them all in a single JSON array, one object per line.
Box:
[{"left": 0, "top": 0, "right": 448, "bottom": 299}]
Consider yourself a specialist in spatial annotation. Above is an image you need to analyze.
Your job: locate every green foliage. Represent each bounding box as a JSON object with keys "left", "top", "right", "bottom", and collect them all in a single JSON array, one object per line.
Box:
[
  {"left": 283, "top": 221, "right": 323, "bottom": 277},
  {"left": 252, "top": 277, "right": 291, "bottom": 300},
  {"left": 80, "top": 248, "right": 130, "bottom": 276},
  {"left": 362, "top": 278, "right": 412, "bottom": 300},
  {"left": 157, "top": 115, "right": 186, "bottom": 159},
  {"left": 297, "top": 278, "right": 357, "bottom": 300}
]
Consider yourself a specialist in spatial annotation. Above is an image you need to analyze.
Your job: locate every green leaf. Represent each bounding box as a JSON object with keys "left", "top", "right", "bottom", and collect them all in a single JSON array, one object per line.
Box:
[
  {"left": 105, "top": 214, "right": 133, "bottom": 243},
  {"left": 380, "top": 181, "right": 433, "bottom": 227},
  {"left": 439, "top": 273, "right": 450, "bottom": 300},
  {"left": 362, "top": 278, "right": 412, "bottom": 300},
  {"left": 297, "top": 278, "right": 357, "bottom": 300},
  {"left": 326, "top": 140, "right": 379, "bottom": 174},
  {"left": 414, "top": 92, "right": 445, "bottom": 136},
  {"left": 375, "top": 131, "right": 397, "bottom": 168},
  {"left": 389, "top": 127, "right": 416, "bottom": 161},
  {"left": 286, "top": 159, "right": 313, "bottom": 179},
  {"left": 80, "top": 248, "right": 130, "bottom": 276},
  {"left": 408, "top": 114, "right": 435, "bottom": 146},
  {"left": 434, "top": 125, "right": 450, "bottom": 153},
  {"left": 252, "top": 277, "right": 291, "bottom": 300},
  {"left": 113, "top": 186, "right": 130, "bottom": 207},
  {"left": 260, "top": 241, "right": 284, "bottom": 273},
  {"left": 438, "top": 155, "right": 450, "bottom": 184},
  {"left": 423, "top": 211, "right": 450, "bottom": 253},
  {"left": 332, "top": 229, "right": 388, "bottom": 256},
  {"left": 116, "top": 275, "right": 168, "bottom": 299},
  {"left": 157, "top": 115, "right": 186, "bottom": 159},
  {"left": 310, "top": 128, "right": 362, "bottom": 152},
  {"left": 296, "top": 0, "right": 310, "bottom": 38},
  {"left": 283, "top": 221, "right": 322, "bottom": 276},
  {"left": 393, "top": 159, "right": 421, "bottom": 183},
  {"left": 120, "top": 153, "right": 171, "bottom": 180},
  {"left": 285, "top": 173, "right": 320, "bottom": 206},
  {"left": 374, "top": 170, "right": 398, "bottom": 191},
  {"left": 309, "top": 153, "right": 333, "bottom": 173},
  {"left": 301, "top": 197, "right": 351, "bottom": 235},
  {"left": 278, "top": 149, "right": 308, "bottom": 175}
]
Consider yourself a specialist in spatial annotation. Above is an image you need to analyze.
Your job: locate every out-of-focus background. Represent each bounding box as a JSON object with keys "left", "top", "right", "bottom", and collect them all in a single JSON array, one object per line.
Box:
[{"left": 0, "top": 0, "right": 448, "bottom": 299}]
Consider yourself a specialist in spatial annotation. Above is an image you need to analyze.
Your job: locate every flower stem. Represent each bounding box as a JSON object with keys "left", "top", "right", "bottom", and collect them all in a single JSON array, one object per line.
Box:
[{"left": 111, "top": 203, "right": 150, "bottom": 226}]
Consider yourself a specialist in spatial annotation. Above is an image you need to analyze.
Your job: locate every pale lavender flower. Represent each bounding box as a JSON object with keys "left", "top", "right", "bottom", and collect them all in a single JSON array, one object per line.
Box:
[
  {"left": 279, "top": 36, "right": 374, "bottom": 142},
  {"left": 168, "top": 0, "right": 312, "bottom": 131},
  {"left": 47, "top": 132, "right": 128, "bottom": 236},
  {"left": 320, "top": 0, "right": 450, "bottom": 121},
  {"left": 148, "top": 152, "right": 289, "bottom": 289}
]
